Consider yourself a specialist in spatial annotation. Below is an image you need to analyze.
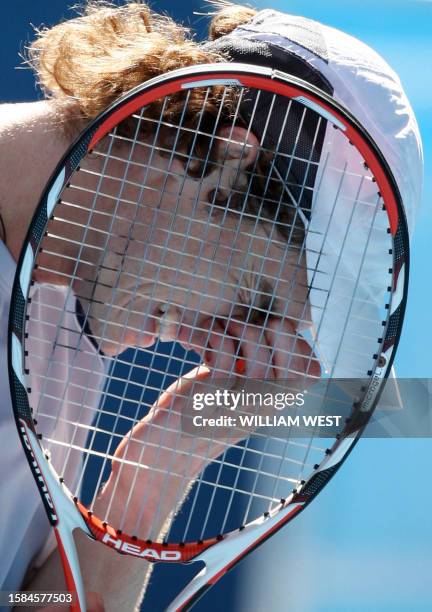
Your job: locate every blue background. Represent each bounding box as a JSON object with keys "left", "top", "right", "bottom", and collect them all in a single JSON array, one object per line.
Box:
[{"left": 1, "top": 2, "right": 430, "bottom": 611}]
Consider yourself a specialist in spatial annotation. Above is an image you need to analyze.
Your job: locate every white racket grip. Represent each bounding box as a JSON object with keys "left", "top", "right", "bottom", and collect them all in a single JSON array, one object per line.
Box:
[
  {"left": 22, "top": 424, "right": 92, "bottom": 612},
  {"left": 167, "top": 502, "right": 304, "bottom": 611}
]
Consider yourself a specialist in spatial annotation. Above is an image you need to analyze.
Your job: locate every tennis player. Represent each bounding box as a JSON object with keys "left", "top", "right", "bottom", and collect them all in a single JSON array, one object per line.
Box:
[{"left": 0, "top": 2, "right": 422, "bottom": 611}]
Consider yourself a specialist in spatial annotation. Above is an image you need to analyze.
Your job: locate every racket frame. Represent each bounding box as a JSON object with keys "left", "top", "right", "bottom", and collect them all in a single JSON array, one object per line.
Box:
[{"left": 8, "top": 64, "right": 409, "bottom": 612}]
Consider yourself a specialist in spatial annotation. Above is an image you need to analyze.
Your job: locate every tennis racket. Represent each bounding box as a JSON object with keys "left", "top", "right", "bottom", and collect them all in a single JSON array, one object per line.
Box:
[{"left": 9, "top": 64, "right": 408, "bottom": 611}]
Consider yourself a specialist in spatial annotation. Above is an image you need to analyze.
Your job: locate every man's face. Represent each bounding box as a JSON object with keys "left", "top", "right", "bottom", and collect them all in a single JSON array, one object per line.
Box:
[{"left": 64, "top": 128, "right": 315, "bottom": 379}]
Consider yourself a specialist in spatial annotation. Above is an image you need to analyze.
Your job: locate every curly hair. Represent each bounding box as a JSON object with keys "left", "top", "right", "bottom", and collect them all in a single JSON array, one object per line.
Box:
[
  {"left": 28, "top": 1, "right": 255, "bottom": 119},
  {"left": 28, "top": 2, "right": 303, "bottom": 244}
]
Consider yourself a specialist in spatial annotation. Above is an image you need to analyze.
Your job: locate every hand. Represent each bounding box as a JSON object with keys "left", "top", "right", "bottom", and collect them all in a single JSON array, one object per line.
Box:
[
  {"left": 94, "top": 365, "right": 219, "bottom": 537},
  {"left": 94, "top": 318, "right": 319, "bottom": 539}
]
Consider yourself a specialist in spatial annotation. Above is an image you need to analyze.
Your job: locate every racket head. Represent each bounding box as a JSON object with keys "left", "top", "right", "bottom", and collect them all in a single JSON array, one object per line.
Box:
[{"left": 8, "top": 63, "right": 409, "bottom": 567}]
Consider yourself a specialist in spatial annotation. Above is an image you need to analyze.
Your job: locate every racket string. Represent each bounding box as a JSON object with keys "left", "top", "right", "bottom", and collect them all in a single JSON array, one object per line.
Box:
[
  {"left": 26, "top": 82, "right": 394, "bottom": 542},
  {"left": 80, "top": 95, "right": 180, "bottom": 510},
  {"left": 111, "top": 86, "right": 231, "bottom": 533}
]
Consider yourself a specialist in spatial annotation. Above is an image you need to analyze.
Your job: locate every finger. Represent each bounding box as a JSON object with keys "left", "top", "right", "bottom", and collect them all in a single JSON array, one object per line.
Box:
[
  {"left": 227, "top": 320, "right": 273, "bottom": 378},
  {"left": 179, "top": 318, "right": 237, "bottom": 376},
  {"left": 265, "top": 317, "right": 321, "bottom": 380},
  {"left": 154, "top": 364, "right": 212, "bottom": 411},
  {"left": 205, "top": 319, "right": 237, "bottom": 375}
]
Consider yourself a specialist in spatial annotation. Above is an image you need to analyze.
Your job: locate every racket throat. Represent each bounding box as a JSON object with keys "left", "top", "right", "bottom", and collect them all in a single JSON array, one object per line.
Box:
[
  {"left": 54, "top": 527, "right": 87, "bottom": 612},
  {"left": 167, "top": 504, "right": 302, "bottom": 611},
  {"left": 19, "top": 422, "right": 91, "bottom": 612}
]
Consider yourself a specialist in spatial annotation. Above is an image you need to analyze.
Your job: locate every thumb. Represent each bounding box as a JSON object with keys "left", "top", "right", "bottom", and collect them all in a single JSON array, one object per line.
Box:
[{"left": 153, "top": 364, "right": 212, "bottom": 411}]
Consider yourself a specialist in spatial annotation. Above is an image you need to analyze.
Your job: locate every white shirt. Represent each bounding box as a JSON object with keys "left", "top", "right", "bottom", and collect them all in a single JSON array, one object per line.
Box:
[
  {"left": 224, "top": 10, "right": 423, "bottom": 379},
  {"left": 0, "top": 240, "right": 48, "bottom": 591},
  {"left": 0, "top": 240, "right": 106, "bottom": 594}
]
